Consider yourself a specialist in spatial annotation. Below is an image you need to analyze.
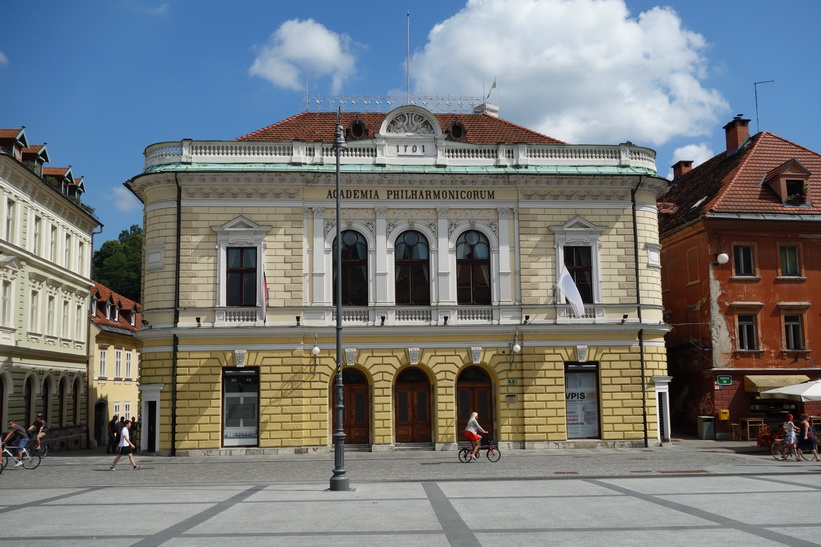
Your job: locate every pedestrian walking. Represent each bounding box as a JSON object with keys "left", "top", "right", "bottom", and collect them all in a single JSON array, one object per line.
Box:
[
  {"left": 797, "top": 414, "right": 820, "bottom": 462},
  {"left": 110, "top": 420, "right": 141, "bottom": 471},
  {"left": 107, "top": 415, "right": 118, "bottom": 454}
]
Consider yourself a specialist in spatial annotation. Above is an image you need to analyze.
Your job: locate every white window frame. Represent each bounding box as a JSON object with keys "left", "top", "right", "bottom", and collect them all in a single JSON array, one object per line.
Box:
[
  {"left": 125, "top": 352, "right": 132, "bottom": 379},
  {"left": 212, "top": 216, "right": 271, "bottom": 308},
  {"left": 99, "top": 348, "right": 107, "bottom": 377},
  {"left": 551, "top": 216, "right": 604, "bottom": 305},
  {"left": 30, "top": 290, "right": 40, "bottom": 333},
  {"left": 115, "top": 349, "right": 122, "bottom": 378}
]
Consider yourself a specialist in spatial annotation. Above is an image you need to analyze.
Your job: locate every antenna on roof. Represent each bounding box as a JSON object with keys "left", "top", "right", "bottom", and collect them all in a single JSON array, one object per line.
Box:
[
  {"left": 753, "top": 80, "right": 774, "bottom": 133},
  {"left": 406, "top": 12, "right": 411, "bottom": 105}
]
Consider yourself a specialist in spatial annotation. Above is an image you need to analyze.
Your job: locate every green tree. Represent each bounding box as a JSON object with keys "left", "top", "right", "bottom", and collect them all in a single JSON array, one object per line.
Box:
[{"left": 92, "top": 225, "right": 143, "bottom": 302}]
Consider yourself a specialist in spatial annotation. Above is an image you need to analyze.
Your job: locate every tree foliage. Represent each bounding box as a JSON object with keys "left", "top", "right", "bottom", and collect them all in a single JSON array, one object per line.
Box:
[{"left": 92, "top": 225, "right": 143, "bottom": 302}]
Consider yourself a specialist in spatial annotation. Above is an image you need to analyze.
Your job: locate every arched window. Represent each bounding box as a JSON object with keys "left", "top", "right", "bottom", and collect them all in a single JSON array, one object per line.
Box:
[
  {"left": 395, "top": 230, "right": 430, "bottom": 305},
  {"left": 333, "top": 230, "right": 368, "bottom": 306},
  {"left": 456, "top": 230, "right": 491, "bottom": 305}
]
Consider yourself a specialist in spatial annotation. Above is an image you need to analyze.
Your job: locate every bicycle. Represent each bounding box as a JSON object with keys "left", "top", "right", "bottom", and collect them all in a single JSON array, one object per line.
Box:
[
  {"left": 771, "top": 436, "right": 810, "bottom": 461},
  {"left": 2, "top": 441, "right": 42, "bottom": 469},
  {"left": 31, "top": 441, "right": 49, "bottom": 458},
  {"left": 459, "top": 437, "right": 501, "bottom": 463}
]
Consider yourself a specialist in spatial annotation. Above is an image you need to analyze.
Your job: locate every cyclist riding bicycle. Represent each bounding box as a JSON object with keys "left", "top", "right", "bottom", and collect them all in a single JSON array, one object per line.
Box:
[
  {"left": 3, "top": 420, "right": 30, "bottom": 467},
  {"left": 28, "top": 414, "right": 48, "bottom": 450}
]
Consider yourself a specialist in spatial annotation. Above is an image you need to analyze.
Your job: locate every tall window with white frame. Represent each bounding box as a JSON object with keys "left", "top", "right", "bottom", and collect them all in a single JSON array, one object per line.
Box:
[
  {"left": 47, "top": 295, "right": 55, "bottom": 336},
  {"left": 50, "top": 226, "right": 57, "bottom": 262},
  {"left": 64, "top": 234, "right": 71, "bottom": 269},
  {"left": 737, "top": 314, "right": 758, "bottom": 351},
  {"left": 564, "top": 246, "right": 594, "bottom": 304},
  {"left": 226, "top": 247, "right": 257, "bottom": 306},
  {"left": 1, "top": 279, "right": 11, "bottom": 327},
  {"left": 115, "top": 349, "right": 122, "bottom": 378},
  {"left": 62, "top": 300, "right": 70, "bottom": 339},
  {"left": 455, "top": 230, "right": 491, "bottom": 305},
  {"left": 33, "top": 215, "right": 41, "bottom": 255},
  {"left": 333, "top": 230, "right": 368, "bottom": 306},
  {"left": 114, "top": 402, "right": 121, "bottom": 418},
  {"left": 779, "top": 246, "right": 800, "bottom": 277},
  {"left": 4, "top": 198, "right": 15, "bottom": 243},
  {"left": 125, "top": 352, "right": 132, "bottom": 379},
  {"left": 733, "top": 245, "right": 755, "bottom": 276},
  {"left": 99, "top": 348, "right": 107, "bottom": 378},
  {"left": 75, "top": 303, "right": 83, "bottom": 341},
  {"left": 29, "top": 290, "right": 39, "bottom": 333},
  {"left": 395, "top": 230, "right": 431, "bottom": 305},
  {"left": 784, "top": 315, "right": 804, "bottom": 351}
]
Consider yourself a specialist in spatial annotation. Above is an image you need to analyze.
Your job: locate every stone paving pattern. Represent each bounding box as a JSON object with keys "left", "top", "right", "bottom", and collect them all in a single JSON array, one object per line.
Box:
[{"left": 2, "top": 439, "right": 821, "bottom": 546}]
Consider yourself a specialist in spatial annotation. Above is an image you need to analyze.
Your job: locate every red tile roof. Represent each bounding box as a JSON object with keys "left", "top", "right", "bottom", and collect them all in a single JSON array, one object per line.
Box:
[
  {"left": 236, "top": 111, "right": 565, "bottom": 145},
  {"left": 91, "top": 282, "right": 141, "bottom": 333},
  {"left": 43, "top": 166, "right": 70, "bottom": 177},
  {"left": 659, "top": 132, "right": 821, "bottom": 234}
]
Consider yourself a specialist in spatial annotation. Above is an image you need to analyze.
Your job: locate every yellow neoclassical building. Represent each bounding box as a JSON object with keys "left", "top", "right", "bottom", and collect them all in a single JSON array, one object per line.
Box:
[{"left": 126, "top": 103, "right": 670, "bottom": 455}]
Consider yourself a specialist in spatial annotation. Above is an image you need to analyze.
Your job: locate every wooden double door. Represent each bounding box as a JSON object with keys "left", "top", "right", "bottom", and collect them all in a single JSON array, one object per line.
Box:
[
  {"left": 395, "top": 368, "right": 432, "bottom": 443},
  {"left": 456, "top": 366, "right": 494, "bottom": 435},
  {"left": 331, "top": 368, "right": 370, "bottom": 445}
]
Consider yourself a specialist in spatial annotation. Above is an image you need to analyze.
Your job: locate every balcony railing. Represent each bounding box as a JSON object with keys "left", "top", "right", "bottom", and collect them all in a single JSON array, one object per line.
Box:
[{"left": 144, "top": 139, "right": 657, "bottom": 173}]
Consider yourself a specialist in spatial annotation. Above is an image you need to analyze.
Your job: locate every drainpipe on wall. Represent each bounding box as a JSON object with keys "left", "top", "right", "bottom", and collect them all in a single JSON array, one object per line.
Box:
[
  {"left": 171, "top": 174, "right": 182, "bottom": 456},
  {"left": 631, "top": 176, "right": 649, "bottom": 448}
]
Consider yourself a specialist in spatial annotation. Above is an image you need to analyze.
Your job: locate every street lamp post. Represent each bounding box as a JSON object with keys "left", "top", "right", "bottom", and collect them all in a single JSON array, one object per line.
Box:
[{"left": 330, "top": 107, "right": 350, "bottom": 491}]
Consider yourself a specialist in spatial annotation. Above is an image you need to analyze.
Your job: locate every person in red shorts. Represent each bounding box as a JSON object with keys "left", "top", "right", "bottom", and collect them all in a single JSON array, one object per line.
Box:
[{"left": 464, "top": 411, "right": 488, "bottom": 460}]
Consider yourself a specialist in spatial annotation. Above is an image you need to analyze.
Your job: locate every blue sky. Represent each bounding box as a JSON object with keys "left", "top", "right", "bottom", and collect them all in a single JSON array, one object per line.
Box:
[{"left": 2, "top": 0, "right": 819, "bottom": 249}]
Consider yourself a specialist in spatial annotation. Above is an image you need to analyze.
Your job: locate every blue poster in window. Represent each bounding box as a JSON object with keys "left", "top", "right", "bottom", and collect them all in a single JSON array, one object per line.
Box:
[{"left": 566, "top": 371, "right": 599, "bottom": 438}]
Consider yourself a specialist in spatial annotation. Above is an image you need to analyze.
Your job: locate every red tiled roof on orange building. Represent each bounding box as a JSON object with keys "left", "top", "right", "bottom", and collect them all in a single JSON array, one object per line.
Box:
[
  {"left": 236, "top": 111, "right": 565, "bottom": 145},
  {"left": 659, "top": 132, "right": 821, "bottom": 234}
]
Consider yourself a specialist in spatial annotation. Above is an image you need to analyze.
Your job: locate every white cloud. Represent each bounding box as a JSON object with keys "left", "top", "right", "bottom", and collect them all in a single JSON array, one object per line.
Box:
[
  {"left": 250, "top": 19, "right": 355, "bottom": 94},
  {"left": 113, "top": 186, "right": 142, "bottom": 213},
  {"left": 665, "top": 142, "right": 714, "bottom": 178},
  {"left": 0, "top": 51, "right": 8, "bottom": 66},
  {"left": 412, "top": 0, "right": 729, "bottom": 146}
]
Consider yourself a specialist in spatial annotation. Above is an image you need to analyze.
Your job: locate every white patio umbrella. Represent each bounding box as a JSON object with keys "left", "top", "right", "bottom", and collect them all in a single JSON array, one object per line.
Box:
[{"left": 760, "top": 379, "right": 821, "bottom": 402}]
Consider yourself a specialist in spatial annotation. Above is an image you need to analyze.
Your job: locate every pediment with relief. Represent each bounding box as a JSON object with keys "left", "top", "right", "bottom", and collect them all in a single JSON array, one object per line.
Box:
[{"left": 381, "top": 106, "right": 442, "bottom": 137}]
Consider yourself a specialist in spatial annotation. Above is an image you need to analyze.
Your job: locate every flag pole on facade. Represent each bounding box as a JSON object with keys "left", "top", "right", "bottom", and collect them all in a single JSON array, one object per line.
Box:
[{"left": 558, "top": 264, "right": 585, "bottom": 318}]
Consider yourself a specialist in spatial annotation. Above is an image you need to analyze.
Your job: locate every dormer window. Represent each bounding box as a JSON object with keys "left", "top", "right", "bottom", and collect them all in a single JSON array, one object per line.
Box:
[
  {"left": 347, "top": 119, "right": 368, "bottom": 141},
  {"left": 761, "top": 159, "right": 810, "bottom": 205}
]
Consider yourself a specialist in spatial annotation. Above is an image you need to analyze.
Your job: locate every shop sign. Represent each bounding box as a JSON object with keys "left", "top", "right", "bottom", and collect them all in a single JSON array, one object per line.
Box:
[{"left": 717, "top": 375, "right": 732, "bottom": 386}]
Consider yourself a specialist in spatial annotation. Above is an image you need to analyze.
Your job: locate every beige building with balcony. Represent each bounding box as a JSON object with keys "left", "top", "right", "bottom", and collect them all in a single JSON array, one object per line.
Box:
[
  {"left": 126, "top": 103, "right": 670, "bottom": 455},
  {"left": 1, "top": 127, "right": 99, "bottom": 451}
]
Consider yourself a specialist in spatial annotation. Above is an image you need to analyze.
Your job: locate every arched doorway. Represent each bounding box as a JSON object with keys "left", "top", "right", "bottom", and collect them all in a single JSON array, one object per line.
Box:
[
  {"left": 331, "top": 368, "right": 370, "bottom": 445},
  {"left": 94, "top": 401, "right": 107, "bottom": 446},
  {"left": 395, "top": 367, "right": 432, "bottom": 443},
  {"left": 457, "top": 366, "right": 494, "bottom": 435}
]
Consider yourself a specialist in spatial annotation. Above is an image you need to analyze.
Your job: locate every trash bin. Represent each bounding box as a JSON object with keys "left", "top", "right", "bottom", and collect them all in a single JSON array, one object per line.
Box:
[{"left": 697, "top": 415, "right": 715, "bottom": 440}]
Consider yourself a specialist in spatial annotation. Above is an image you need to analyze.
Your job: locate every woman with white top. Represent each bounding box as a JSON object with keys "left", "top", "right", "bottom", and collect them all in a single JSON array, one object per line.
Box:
[{"left": 464, "top": 412, "right": 488, "bottom": 460}]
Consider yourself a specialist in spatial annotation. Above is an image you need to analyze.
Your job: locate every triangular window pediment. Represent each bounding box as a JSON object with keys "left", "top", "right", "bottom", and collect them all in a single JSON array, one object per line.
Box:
[
  {"left": 212, "top": 216, "right": 272, "bottom": 246},
  {"left": 552, "top": 216, "right": 604, "bottom": 233}
]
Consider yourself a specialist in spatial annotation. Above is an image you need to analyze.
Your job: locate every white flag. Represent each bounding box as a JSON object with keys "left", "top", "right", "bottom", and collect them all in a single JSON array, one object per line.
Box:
[{"left": 558, "top": 265, "right": 586, "bottom": 318}]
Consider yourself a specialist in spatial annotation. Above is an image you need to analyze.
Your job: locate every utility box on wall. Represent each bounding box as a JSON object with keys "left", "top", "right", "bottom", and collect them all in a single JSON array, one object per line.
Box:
[{"left": 718, "top": 409, "right": 730, "bottom": 421}]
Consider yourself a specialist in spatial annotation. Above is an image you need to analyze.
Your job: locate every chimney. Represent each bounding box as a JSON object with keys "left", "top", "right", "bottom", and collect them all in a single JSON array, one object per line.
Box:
[
  {"left": 723, "top": 115, "right": 750, "bottom": 152},
  {"left": 671, "top": 160, "right": 693, "bottom": 180}
]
